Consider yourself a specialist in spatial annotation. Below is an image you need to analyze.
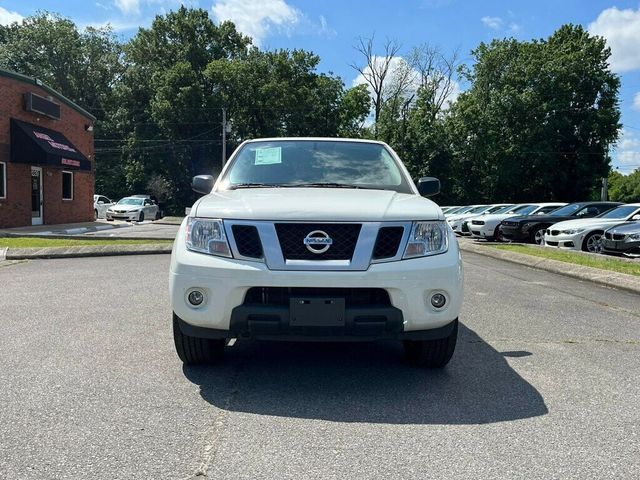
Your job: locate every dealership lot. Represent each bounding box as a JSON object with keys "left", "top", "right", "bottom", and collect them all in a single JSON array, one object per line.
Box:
[{"left": 0, "top": 254, "right": 639, "bottom": 479}]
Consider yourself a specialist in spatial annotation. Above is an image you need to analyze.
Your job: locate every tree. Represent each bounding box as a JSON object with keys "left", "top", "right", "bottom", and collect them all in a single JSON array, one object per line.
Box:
[
  {"left": 0, "top": 13, "right": 123, "bottom": 122},
  {"left": 447, "top": 25, "right": 621, "bottom": 203},
  {"left": 351, "top": 36, "right": 402, "bottom": 138},
  {"left": 205, "top": 48, "right": 362, "bottom": 141},
  {"left": 0, "top": 12, "right": 126, "bottom": 198},
  {"left": 609, "top": 169, "right": 640, "bottom": 202},
  {"left": 111, "top": 7, "right": 251, "bottom": 212}
]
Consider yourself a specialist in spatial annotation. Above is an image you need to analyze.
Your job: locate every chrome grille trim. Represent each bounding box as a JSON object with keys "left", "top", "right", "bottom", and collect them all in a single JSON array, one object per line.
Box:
[{"left": 223, "top": 220, "right": 414, "bottom": 271}]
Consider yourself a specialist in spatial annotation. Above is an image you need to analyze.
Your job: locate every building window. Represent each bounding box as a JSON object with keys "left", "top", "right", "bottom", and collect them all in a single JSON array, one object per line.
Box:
[
  {"left": 0, "top": 162, "right": 5, "bottom": 199},
  {"left": 62, "top": 171, "right": 73, "bottom": 200}
]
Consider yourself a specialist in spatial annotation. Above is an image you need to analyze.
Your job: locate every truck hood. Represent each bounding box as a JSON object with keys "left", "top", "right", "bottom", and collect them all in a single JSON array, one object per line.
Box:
[{"left": 193, "top": 188, "right": 442, "bottom": 222}]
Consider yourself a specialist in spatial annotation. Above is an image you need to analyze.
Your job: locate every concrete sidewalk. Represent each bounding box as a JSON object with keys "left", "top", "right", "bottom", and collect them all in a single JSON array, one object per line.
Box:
[
  {"left": 0, "top": 220, "right": 179, "bottom": 240},
  {"left": 0, "top": 220, "right": 132, "bottom": 237}
]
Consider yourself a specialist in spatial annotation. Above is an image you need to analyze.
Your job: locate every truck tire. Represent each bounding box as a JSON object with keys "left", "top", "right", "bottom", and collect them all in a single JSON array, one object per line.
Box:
[
  {"left": 173, "top": 315, "right": 224, "bottom": 365},
  {"left": 403, "top": 319, "right": 458, "bottom": 368}
]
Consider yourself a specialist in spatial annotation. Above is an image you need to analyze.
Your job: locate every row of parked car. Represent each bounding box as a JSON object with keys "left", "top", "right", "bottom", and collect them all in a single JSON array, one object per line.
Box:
[
  {"left": 441, "top": 201, "right": 640, "bottom": 258},
  {"left": 93, "top": 194, "right": 164, "bottom": 222}
]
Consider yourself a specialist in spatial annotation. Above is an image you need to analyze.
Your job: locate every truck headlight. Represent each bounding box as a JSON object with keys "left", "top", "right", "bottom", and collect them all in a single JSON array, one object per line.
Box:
[
  {"left": 561, "top": 228, "right": 585, "bottom": 235},
  {"left": 186, "top": 217, "right": 231, "bottom": 257},
  {"left": 626, "top": 233, "right": 640, "bottom": 241},
  {"left": 404, "top": 221, "right": 449, "bottom": 258}
]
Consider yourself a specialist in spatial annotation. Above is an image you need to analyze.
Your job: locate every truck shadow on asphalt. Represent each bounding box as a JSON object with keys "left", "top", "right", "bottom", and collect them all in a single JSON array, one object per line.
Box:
[{"left": 183, "top": 323, "right": 548, "bottom": 424}]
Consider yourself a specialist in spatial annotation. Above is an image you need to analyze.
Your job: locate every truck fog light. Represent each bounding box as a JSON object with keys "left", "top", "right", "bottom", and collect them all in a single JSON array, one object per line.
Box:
[
  {"left": 187, "top": 290, "right": 204, "bottom": 306},
  {"left": 431, "top": 293, "right": 446, "bottom": 308}
]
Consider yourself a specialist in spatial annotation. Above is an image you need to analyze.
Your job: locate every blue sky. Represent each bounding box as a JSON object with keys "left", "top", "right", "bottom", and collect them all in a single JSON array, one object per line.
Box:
[{"left": 2, "top": 0, "right": 640, "bottom": 173}]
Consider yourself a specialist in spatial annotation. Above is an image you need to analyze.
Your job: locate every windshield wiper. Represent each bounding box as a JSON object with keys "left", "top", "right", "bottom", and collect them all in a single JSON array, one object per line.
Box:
[
  {"left": 228, "top": 183, "right": 283, "bottom": 189},
  {"left": 284, "top": 182, "right": 364, "bottom": 189}
]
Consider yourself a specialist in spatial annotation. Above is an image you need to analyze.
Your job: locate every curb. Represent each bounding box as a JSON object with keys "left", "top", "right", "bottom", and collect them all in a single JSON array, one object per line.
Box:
[
  {"left": 5, "top": 243, "right": 173, "bottom": 260},
  {"left": 459, "top": 241, "right": 640, "bottom": 294},
  {"left": 0, "top": 222, "right": 132, "bottom": 238}
]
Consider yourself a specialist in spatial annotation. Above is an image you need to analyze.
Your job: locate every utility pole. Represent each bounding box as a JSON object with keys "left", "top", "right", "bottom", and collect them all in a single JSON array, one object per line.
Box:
[
  {"left": 601, "top": 176, "right": 608, "bottom": 201},
  {"left": 221, "top": 107, "right": 227, "bottom": 170}
]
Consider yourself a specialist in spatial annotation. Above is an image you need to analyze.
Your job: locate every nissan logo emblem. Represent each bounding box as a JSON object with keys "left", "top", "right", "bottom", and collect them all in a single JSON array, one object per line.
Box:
[{"left": 303, "top": 230, "right": 333, "bottom": 254}]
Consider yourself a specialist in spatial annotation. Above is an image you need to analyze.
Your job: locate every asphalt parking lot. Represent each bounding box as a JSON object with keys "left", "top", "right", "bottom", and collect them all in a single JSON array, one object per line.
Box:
[{"left": 0, "top": 253, "right": 639, "bottom": 479}]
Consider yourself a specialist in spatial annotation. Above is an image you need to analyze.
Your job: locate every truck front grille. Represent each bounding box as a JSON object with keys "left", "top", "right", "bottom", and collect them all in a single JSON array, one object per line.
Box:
[
  {"left": 275, "top": 223, "right": 361, "bottom": 260},
  {"left": 372, "top": 227, "right": 404, "bottom": 259},
  {"left": 232, "top": 225, "right": 263, "bottom": 258}
]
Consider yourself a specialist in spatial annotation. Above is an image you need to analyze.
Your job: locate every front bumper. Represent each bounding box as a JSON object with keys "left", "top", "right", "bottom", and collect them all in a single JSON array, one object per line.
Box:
[
  {"left": 106, "top": 211, "right": 139, "bottom": 221},
  {"left": 469, "top": 221, "right": 497, "bottom": 239},
  {"left": 499, "top": 224, "right": 528, "bottom": 242},
  {"left": 543, "top": 233, "right": 580, "bottom": 250},
  {"left": 602, "top": 238, "right": 640, "bottom": 255},
  {"left": 170, "top": 228, "right": 464, "bottom": 337}
]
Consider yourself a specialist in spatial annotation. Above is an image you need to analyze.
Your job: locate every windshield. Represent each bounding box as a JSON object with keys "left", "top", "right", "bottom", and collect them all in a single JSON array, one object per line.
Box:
[
  {"left": 509, "top": 204, "right": 537, "bottom": 215},
  {"left": 447, "top": 206, "right": 470, "bottom": 215},
  {"left": 466, "top": 205, "right": 489, "bottom": 214},
  {"left": 493, "top": 204, "right": 522, "bottom": 214},
  {"left": 117, "top": 198, "right": 144, "bottom": 206},
  {"left": 221, "top": 140, "right": 412, "bottom": 193},
  {"left": 547, "top": 203, "right": 584, "bottom": 216},
  {"left": 485, "top": 204, "right": 513, "bottom": 214},
  {"left": 598, "top": 205, "right": 640, "bottom": 219}
]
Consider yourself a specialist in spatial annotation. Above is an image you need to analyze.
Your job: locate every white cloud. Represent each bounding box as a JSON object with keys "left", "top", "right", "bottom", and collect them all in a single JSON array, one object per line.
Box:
[
  {"left": 481, "top": 16, "right": 503, "bottom": 30},
  {"left": 634, "top": 92, "right": 640, "bottom": 111},
  {"left": 588, "top": 7, "right": 640, "bottom": 73},
  {"left": 614, "top": 128, "right": 640, "bottom": 173},
  {"left": 113, "top": 0, "right": 192, "bottom": 15},
  {"left": 81, "top": 19, "right": 143, "bottom": 32},
  {"left": 114, "top": 0, "right": 141, "bottom": 14},
  {"left": 211, "top": 0, "right": 301, "bottom": 46},
  {"left": 0, "top": 6, "right": 23, "bottom": 25}
]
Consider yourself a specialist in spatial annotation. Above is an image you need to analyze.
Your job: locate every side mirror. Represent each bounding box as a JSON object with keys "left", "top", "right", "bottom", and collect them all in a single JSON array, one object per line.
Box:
[
  {"left": 192, "top": 175, "right": 215, "bottom": 195},
  {"left": 632, "top": 214, "right": 640, "bottom": 221},
  {"left": 417, "top": 177, "right": 440, "bottom": 197},
  {"left": 97, "top": 201, "right": 104, "bottom": 204}
]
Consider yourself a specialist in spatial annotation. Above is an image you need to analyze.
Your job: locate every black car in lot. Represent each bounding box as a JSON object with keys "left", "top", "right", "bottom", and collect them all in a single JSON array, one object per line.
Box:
[
  {"left": 602, "top": 222, "right": 640, "bottom": 257},
  {"left": 499, "top": 201, "right": 622, "bottom": 245}
]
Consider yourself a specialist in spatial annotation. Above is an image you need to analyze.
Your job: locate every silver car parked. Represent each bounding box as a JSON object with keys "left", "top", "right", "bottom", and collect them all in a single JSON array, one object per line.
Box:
[{"left": 106, "top": 196, "right": 160, "bottom": 222}]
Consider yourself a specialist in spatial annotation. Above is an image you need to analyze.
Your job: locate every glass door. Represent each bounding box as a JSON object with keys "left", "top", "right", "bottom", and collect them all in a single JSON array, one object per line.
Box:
[{"left": 31, "top": 167, "right": 43, "bottom": 225}]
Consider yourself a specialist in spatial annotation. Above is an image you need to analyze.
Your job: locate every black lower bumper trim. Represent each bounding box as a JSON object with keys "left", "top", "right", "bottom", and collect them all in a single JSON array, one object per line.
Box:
[{"left": 173, "top": 312, "right": 458, "bottom": 342}]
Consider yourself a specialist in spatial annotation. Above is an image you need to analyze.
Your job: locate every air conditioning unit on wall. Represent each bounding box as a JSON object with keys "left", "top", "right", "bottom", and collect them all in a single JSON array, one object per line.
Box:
[{"left": 24, "top": 92, "right": 61, "bottom": 120}]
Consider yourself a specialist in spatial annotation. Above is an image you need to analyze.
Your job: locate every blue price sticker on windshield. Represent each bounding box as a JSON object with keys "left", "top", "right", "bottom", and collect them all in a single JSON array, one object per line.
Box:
[{"left": 254, "top": 147, "right": 282, "bottom": 165}]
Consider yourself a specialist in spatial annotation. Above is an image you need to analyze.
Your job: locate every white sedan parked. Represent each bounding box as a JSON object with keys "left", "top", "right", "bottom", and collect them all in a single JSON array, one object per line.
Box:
[
  {"left": 447, "top": 204, "right": 511, "bottom": 235},
  {"left": 469, "top": 203, "right": 566, "bottom": 241},
  {"left": 544, "top": 203, "right": 640, "bottom": 253},
  {"left": 106, "top": 197, "right": 160, "bottom": 222},
  {"left": 93, "top": 194, "right": 115, "bottom": 219}
]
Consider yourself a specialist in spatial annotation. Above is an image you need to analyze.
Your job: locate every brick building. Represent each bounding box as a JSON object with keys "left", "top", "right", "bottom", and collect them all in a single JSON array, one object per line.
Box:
[{"left": 0, "top": 69, "right": 95, "bottom": 228}]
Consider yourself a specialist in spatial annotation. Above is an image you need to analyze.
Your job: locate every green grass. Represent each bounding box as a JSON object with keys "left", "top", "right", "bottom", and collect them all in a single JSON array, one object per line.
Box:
[
  {"left": 0, "top": 237, "right": 173, "bottom": 248},
  {"left": 489, "top": 244, "right": 640, "bottom": 276}
]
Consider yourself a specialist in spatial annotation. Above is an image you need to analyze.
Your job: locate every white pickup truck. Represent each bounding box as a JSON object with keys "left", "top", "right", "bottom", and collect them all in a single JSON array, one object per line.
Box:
[{"left": 169, "top": 138, "right": 464, "bottom": 368}]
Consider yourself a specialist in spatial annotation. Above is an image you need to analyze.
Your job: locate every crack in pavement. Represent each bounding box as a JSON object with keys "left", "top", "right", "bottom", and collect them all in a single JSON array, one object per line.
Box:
[{"left": 186, "top": 359, "right": 244, "bottom": 479}]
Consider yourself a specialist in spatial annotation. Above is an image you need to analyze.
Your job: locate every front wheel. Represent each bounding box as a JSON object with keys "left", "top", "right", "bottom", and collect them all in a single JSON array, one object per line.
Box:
[
  {"left": 138, "top": 212, "right": 144, "bottom": 223},
  {"left": 493, "top": 225, "right": 505, "bottom": 242},
  {"left": 531, "top": 227, "right": 546, "bottom": 245},
  {"left": 94, "top": 209, "right": 98, "bottom": 220},
  {"left": 403, "top": 319, "right": 458, "bottom": 368},
  {"left": 173, "top": 315, "right": 225, "bottom": 365},
  {"left": 583, "top": 231, "right": 604, "bottom": 253}
]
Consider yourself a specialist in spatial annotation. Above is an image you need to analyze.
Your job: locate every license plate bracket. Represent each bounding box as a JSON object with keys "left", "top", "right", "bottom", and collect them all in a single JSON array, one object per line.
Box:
[{"left": 289, "top": 297, "right": 346, "bottom": 327}]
